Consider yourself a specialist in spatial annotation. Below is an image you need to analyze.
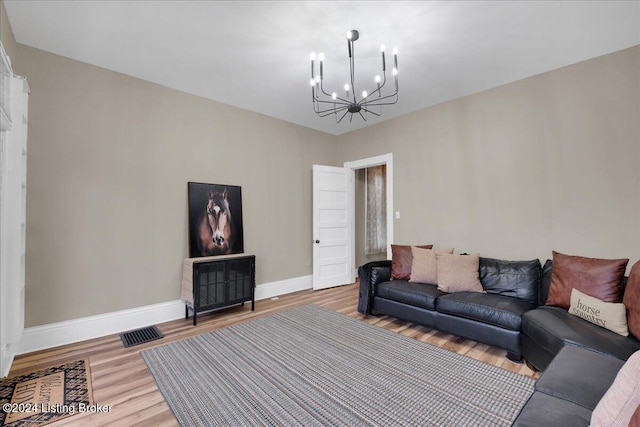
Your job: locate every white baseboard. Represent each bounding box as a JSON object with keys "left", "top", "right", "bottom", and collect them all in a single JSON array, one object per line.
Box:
[
  {"left": 16, "top": 299, "right": 185, "bottom": 356},
  {"left": 15, "top": 274, "right": 313, "bottom": 356},
  {"left": 255, "top": 274, "right": 312, "bottom": 300}
]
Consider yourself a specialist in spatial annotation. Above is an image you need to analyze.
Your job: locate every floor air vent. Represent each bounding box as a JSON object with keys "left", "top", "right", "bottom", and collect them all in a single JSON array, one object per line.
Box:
[{"left": 120, "top": 325, "right": 163, "bottom": 348}]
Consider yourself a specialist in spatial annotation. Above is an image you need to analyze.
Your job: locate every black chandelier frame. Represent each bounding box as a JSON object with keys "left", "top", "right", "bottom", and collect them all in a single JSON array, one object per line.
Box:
[{"left": 310, "top": 30, "right": 398, "bottom": 123}]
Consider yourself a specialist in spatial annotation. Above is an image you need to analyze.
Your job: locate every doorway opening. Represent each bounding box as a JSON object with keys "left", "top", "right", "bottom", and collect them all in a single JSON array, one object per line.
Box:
[{"left": 344, "top": 153, "right": 393, "bottom": 279}]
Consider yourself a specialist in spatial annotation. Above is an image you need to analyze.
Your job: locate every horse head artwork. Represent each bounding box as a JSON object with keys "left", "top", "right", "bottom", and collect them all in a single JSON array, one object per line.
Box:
[{"left": 197, "top": 189, "right": 236, "bottom": 256}]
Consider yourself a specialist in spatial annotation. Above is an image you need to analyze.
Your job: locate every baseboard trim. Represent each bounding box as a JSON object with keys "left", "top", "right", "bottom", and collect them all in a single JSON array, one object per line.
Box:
[
  {"left": 15, "top": 275, "right": 313, "bottom": 356},
  {"left": 16, "top": 300, "right": 185, "bottom": 356},
  {"left": 255, "top": 275, "right": 313, "bottom": 300}
]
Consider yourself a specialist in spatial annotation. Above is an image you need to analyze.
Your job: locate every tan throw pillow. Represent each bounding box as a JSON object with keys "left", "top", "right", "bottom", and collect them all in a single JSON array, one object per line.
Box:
[
  {"left": 569, "top": 288, "right": 628, "bottom": 336},
  {"left": 436, "top": 253, "right": 483, "bottom": 293},
  {"left": 623, "top": 260, "right": 640, "bottom": 339},
  {"left": 409, "top": 247, "right": 454, "bottom": 285},
  {"left": 546, "top": 251, "right": 628, "bottom": 309},
  {"left": 591, "top": 350, "right": 640, "bottom": 427},
  {"left": 390, "top": 244, "right": 433, "bottom": 280}
]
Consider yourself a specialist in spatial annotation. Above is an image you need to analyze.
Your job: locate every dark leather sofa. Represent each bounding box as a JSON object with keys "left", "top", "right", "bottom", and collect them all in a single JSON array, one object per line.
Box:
[
  {"left": 357, "top": 256, "right": 640, "bottom": 426},
  {"left": 358, "top": 257, "right": 542, "bottom": 361}
]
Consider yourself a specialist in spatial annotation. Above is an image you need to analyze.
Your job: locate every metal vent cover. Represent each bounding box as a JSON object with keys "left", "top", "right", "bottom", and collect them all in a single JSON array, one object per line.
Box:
[{"left": 120, "top": 325, "right": 163, "bottom": 348}]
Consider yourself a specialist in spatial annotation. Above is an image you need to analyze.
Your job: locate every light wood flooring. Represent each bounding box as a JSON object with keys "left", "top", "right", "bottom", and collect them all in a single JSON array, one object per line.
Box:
[{"left": 9, "top": 282, "right": 539, "bottom": 426}]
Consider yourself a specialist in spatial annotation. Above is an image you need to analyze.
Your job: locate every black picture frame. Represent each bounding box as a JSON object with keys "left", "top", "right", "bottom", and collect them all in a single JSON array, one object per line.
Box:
[{"left": 187, "top": 182, "right": 244, "bottom": 258}]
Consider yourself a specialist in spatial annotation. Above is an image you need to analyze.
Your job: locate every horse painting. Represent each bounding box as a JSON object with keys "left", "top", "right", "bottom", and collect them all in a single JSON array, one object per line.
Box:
[
  {"left": 188, "top": 182, "right": 244, "bottom": 258},
  {"left": 197, "top": 189, "right": 236, "bottom": 256}
]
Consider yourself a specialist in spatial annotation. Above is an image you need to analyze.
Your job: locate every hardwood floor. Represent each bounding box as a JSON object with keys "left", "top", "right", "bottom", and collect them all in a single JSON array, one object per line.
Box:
[{"left": 9, "top": 283, "right": 539, "bottom": 426}]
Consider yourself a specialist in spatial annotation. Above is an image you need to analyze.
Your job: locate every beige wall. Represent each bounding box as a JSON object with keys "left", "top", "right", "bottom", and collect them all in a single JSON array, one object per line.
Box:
[
  {"left": 6, "top": 9, "right": 639, "bottom": 327},
  {"left": 16, "top": 45, "right": 337, "bottom": 326},
  {"left": 338, "top": 46, "right": 640, "bottom": 270}
]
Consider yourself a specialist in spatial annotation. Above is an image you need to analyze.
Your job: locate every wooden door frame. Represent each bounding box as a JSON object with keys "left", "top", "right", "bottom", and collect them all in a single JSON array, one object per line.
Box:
[{"left": 344, "top": 153, "right": 394, "bottom": 280}]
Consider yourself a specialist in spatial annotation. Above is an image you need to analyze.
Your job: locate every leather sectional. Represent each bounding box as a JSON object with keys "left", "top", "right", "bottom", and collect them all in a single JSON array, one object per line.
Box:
[
  {"left": 358, "top": 257, "right": 545, "bottom": 362},
  {"left": 357, "top": 256, "right": 640, "bottom": 425}
]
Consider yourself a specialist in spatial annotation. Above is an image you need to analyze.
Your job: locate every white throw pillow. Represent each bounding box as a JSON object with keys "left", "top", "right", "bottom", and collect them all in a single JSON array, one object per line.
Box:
[{"left": 569, "top": 288, "right": 629, "bottom": 336}]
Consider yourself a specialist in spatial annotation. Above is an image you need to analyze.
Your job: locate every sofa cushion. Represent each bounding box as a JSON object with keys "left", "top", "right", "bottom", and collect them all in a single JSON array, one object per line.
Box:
[
  {"left": 522, "top": 306, "right": 640, "bottom": 362},
  {"left": 535, "top": 345, "right": 625, "bottom": 410},
  {"left": 591, "top": 350, "right": 640, "bottom": 427},
  {"left": 539, "top": 259, "right": 553, "bottom": 306},
  {"left": 513, "top": 391, "right": 592, "bottom": 427},
  {"left": 623, "top": 260, "right": 640, "bottom": 339},
  {"left": 479, "top": 257, "right": 540, "bottom": 304},
  {"left": 540, "top": 259, "right": 629, "bottom": 307},
  {"left": 376, "top": 280, "right": 444, "bottom": 311},
  {"left": 409, "top": 247, "right": 453, "bottom": 285},
  {"left": 390, "top": 244, "right": 433, "bottom": 280},
  {"left": 437, "top": 292, "right": 536, "bottom": 331},
  {"left": 436, "top": 253, "right": 483, "bottom": 293},
  {"left": 546, "top": 251, "right": 628, "bottom": 309},
  {"left": 569, "top": 288, "right": 628, "bottom": 336}
]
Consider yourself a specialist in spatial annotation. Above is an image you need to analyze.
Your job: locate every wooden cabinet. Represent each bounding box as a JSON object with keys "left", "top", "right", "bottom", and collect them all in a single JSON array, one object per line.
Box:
[{"left": 181, "top": 254, "right": 255, "bottom": 325}]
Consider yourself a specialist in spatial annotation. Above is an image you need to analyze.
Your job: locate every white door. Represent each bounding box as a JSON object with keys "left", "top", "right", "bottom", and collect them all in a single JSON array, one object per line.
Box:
[{"left": 312, "top": 165, "right": 353, "bottom": 290}]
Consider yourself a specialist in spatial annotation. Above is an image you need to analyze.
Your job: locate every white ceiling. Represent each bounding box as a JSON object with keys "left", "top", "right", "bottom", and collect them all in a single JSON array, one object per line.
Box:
[{"left": 4, "top": 1, "right": 640, "bottom": 136}]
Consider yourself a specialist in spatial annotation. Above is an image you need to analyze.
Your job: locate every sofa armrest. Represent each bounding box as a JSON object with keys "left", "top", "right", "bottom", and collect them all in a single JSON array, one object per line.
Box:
[{"left": 357, "top": 260, "right": 392, "bottom": 315}]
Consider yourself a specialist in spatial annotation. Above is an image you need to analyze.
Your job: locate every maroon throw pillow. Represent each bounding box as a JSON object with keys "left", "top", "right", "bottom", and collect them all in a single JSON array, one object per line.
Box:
[
  {"left": 546, "top": 251, "right": 628, "bottom": 309},
  {"left": 623, "top": 259, "right": 640, "bottom": 339},
  {"left": 391, "top": 244, "right": 433, "bottom": 280}
]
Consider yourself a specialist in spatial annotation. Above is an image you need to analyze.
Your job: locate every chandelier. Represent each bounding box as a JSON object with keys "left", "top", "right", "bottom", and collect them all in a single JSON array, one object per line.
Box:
[{"left": 310, "top": 30, "right": 398, "bottom": 123}]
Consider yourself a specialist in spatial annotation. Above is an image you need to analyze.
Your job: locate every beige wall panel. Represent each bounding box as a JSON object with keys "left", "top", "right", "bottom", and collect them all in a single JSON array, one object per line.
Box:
[
  {"left": 338, "top": 46, "right": 640, "bottom": 270},
  {"left": 16, "top": 45, "right": 337, "bottom": 326}
]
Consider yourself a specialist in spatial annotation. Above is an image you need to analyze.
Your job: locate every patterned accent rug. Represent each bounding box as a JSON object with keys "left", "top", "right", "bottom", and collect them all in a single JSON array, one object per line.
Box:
[
  {"left": 142, "top": 305, "right": 534, "bottom": 426},
  {"left": 0, "top": 359, "right": 93, "bottom": 427}
]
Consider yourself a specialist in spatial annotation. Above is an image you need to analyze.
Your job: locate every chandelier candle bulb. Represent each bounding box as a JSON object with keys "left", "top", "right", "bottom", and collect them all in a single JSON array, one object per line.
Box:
[
  {"left": 317, "top": 53, "right": 324, "bottom": 79},
  {"left": 310, "top": 52, "right": 315, "bottom": 78}
]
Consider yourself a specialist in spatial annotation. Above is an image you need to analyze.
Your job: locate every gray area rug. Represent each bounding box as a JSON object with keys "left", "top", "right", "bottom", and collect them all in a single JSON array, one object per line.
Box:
[{"left": 142, "top": 304, "right": 534, "bottom": 426}]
